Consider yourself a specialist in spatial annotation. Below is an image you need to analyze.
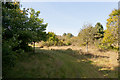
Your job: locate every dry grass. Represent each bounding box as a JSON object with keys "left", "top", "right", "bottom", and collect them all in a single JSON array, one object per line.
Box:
[
  {"left": 18, "top": 43, "right": 119, "bottom": 78},
  {"left": 6, "top": 45, "right": 118, "bottom": 78},
  {"left": 41, "top": 45, "right": 118, "bottom": 71},
  {"left": 40, "top": 45, "right": 118, "bottom": 78}
]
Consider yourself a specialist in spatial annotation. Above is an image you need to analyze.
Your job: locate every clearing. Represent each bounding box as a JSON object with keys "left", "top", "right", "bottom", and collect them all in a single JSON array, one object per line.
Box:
[{"left": 6, "top": 46, "right": 118, "bottom": 78}]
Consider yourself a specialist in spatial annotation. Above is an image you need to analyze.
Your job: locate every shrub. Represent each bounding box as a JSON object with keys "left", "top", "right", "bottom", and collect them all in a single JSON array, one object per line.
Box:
[
  {"left": 65, "top": 41, "right": 71, "bottom": 46},
  {"left": 2, "top": 43, "right": 17, "bottom": 76}
]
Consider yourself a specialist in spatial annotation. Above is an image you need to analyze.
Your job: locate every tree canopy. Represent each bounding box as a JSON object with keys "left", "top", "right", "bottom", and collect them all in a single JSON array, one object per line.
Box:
[
  {"left": 63, "top": 33, "right": 73, "bottom": 38},
  {"left": 2, "top": 2, "right": 47, "bottom": 51},
  {"left": 2, "top": 1, "right": 48, "bottom": 74},
  {"left": 78, "top": 24, "right": 95, "bottom": 43},
  {"left": 102, "top": 9, "right": 119, "bottom": 48},
  {"left": 94, "top": 22, "right": 104, "bottom": 39}
]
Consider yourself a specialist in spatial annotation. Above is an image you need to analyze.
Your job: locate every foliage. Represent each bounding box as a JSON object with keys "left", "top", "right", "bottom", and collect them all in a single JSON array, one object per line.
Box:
[
  {"left": 78, "top": 24, "right": 95, "bottom": 45},
  {"left": 41, "top": 32, "right": 65, "bottom": 46},
  {"left": 66, "top": 33, "right": 74, "bottom": 38},
  {"left": 2, "top": 1, "right": 47, "bottom": 75},
  {"left": 47, "top": 32, "right": 59, "bottom": 42},
  {"left": 40, "top": 32, "right": 72, "bottom": 46},
  {"left": 77, "top": 22, "right": 105, "bottom": 50},
  {"left": 62, "top": 33, "right": 73, "bottom": 38},
  {"left": 94, "top": 22, "right": 104, "bottom": 39},
  {"left": 63, "top": 33, "right": 67, "bottom": 36},
  {"left": 101, "top": 9, "right": 119, "bottom": 49},
  {"left": 65, "top": 41, "right": 71, "bottom": 46}
]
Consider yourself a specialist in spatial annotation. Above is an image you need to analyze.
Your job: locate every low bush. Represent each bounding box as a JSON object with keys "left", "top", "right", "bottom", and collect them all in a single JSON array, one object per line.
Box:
[{"left": 65, "top": 41, "right": 71, "bottom": 46}]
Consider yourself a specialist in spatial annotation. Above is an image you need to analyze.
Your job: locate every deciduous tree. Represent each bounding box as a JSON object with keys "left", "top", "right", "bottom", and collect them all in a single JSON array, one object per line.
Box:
[{"left": 102, "top": 9, "right": 119, "bottom": 48}]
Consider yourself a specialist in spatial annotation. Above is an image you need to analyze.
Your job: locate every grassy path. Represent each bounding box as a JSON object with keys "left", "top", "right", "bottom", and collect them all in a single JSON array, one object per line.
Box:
[{"left": 6, "top": 48, "right": 109, "bottom": 78}]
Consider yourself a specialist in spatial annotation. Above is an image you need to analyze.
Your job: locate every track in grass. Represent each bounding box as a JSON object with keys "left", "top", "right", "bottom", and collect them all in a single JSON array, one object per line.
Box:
[{"left": 6, "top": 48, "right": 117, "bottom": 78}]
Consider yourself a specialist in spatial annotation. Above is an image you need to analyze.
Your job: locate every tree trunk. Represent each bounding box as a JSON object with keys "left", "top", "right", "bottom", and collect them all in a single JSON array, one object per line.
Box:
[
  {"left": 86, "top": 41, "right": 88, "bottom": 53},
  {"left": 33, "top": 41, "right": 35, "bottom": 53}
]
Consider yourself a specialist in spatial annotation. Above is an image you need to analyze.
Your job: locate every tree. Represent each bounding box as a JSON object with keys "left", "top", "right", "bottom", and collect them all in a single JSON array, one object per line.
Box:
[
  {"left": 47, "top": 32, "right": 59, "bottom": 46},
  {"left": 2, "top": 1, "right": 48, "bottom": 75},
  {"left": 2, "top": 1, "right": 25, "bottom": 75},
  {"left": 28, "top": 8, "right": 48, "bottom": 52},
  {"left": 78, "top": 24, "right": 95, "bottom": 52},
  {"left": 102, "top": 9, "right": 119, "bottom": 48},
  {"left": 66, "top": 33, "right": 74, "bottom": 38},
  {"left": 63, "top": 33, "right": 66, "bottom": 36},
  {"left": 94, "top": 22, "right": 104, "bottom": 39},
  {"left": 2, "top": 2, "right": 32, "bottom": 51}
]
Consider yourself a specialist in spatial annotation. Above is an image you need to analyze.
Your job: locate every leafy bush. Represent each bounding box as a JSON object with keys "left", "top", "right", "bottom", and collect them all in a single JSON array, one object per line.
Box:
[
  {"left": 65, "top": 41, "right": 71, "bottom": 46},
  {"left": 40, "top": 32, "right": 67, "bottom": 46},
  {"left": 3, "top": 44, "right": 17, "bottom": 68},
  {"left": 2, "top": 43, "right": 17, "bottom": 76},
  {"left": 15, "top": 49, "right": 25, "bottom": 54},
  {"left": 98, "top": 44, "right": 108, "bottom": 50},
  {"left": 63, "top": 33, "right": 74, "bottom": 38}
]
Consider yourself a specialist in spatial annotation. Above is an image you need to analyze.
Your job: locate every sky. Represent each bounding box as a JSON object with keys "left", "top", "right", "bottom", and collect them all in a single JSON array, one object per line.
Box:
[{"left": 21, "top": 2, "right": 118, "bottom": 36}]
